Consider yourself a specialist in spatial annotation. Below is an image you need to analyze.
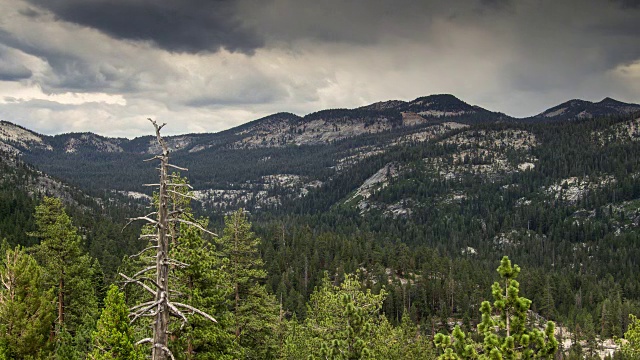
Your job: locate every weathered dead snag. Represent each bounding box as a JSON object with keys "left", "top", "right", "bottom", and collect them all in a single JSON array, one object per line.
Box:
[{"left": 121, "top": 119, "right": 216, "bottom": 360}]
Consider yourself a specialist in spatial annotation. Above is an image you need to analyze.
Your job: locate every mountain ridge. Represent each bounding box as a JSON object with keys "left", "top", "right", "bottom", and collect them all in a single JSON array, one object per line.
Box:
[
  {"left": 3, "top": 94, "right": 637, "bottom": 155},
  {"left": 532, "top": 97, "right": 640, "bottom": 120}
]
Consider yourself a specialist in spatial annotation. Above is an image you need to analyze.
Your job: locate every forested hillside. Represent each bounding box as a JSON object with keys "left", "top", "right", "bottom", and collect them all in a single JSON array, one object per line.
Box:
[{"left": 2, "top": 97, "right": 640, "bottom": 359}]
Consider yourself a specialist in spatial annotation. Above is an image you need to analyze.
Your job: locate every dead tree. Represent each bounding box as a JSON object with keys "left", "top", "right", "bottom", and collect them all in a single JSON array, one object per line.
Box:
[{"left": 121, "top": 119, "right": 216, "bottom": 360}]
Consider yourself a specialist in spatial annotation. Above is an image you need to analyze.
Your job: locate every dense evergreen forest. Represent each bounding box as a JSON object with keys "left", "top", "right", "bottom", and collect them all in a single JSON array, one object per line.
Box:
[{"left": 2, "top": 111, "right": 640, "bottom": 358}]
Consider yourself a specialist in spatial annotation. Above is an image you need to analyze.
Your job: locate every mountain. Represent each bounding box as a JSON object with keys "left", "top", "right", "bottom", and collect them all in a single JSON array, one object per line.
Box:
[
  {"left": 3, "top": 95, "right": 637, "bottom": 155},
  {"left": 4, "top": 95, "right": 640, "bottom": 355},
  {"left": 0, "top": 120, "right": 52, "bottom": 154},
  {"left": 2, "top": 94, "right": 639, "bottom": 210},
  {"left": 532, "top": 97, "right": 640, "bottom": 121}
]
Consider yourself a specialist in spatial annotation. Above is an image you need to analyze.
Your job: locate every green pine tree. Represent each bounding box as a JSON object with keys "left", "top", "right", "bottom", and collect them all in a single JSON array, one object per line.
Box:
[
  {"left": 284, "top": 272, "right": 394, "bottom": 360},
  {"left": 220, "top": 209, "right": 279, "bottom": 359},
  {"left": 90, "top": 285, "right": 143, "bottom": 360},
  {"left": 30, "top": 197, "right": 99, "bottom": 355},
  {"left": 617, "top": 314, "right": 640, "bottom": 359},
  {"left": 0, "top": 246, "right": 55, "bottom": 358},
  {"left": 434, "top": 256, "right": 558, "bottom": 359},
  {"left": 166, "top": 175, "right": 239, "bottom": 359}
]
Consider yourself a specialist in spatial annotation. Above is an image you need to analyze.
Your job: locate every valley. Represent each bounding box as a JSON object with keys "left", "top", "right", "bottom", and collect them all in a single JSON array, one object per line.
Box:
[{"left": 2, "top": 94, "right": 640, "bottom": 359}]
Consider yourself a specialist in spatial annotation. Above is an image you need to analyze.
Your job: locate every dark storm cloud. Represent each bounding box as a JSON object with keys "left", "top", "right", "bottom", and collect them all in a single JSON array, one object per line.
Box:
[
  {"left": 239, "top": 0, "right": 453, "bottom": 46},
  {"left": 25, "top": 0, "right": 264, "bottom": 54},
  {"left": 478, "top": 0, "right": 512, "bottom": 9},
  {"left": 18, "top": 6, "right": 43, "bottom": 18},
  {"left": 0, "top": 45, "right": 33, "bottom": 81},
  {"left": 0, "top": 32, "right": 130, "bottom": 93},
  {"left": 0, "top": 60, "right": 32, "bottom": 81},
  {"left": 612, "top": 0, "right": 640, "bottom": 8},
  {"left": 0, "top": 65, "right": 32, "bottom": 81}
]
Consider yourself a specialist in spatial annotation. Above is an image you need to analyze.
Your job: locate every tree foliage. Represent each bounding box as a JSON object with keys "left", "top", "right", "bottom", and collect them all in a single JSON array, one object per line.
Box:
[
  {"left": 90, "top": 285, "right": 143, "bottom": 360},
  {"left": 0, "top": 246, "right": 55, "bottom": 359},
  {"left": 219, "top": 209, "right": 279, "bottom": 359},
  {"left": 435, "top": 256, "right": 558, "bottom": 359}
]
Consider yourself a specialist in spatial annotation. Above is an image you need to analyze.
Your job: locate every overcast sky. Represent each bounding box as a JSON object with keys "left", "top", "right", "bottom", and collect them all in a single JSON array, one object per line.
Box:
[{"left": 0, "top": 0, "right": 639, "bottom": 137}]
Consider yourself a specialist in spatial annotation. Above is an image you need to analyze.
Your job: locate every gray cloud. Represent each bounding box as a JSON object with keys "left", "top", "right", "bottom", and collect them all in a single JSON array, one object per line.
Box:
[
  {"left": 0, "top": 0, "right": 639, "bottom": 137},
  {"left": 478, "top": 0, "right": 512, "bottom": 10},
  {"left": 26, "top": 0, "right": 264, "bottom": 54},
  {"left": 612, "top": 0, "right": 640, "bottom": 8},
  {"left": 0, "top": 61, "right": 32, "bottom": 81},
  {"left": 0, "top": 45, "right": 33, "bottom": 81}
]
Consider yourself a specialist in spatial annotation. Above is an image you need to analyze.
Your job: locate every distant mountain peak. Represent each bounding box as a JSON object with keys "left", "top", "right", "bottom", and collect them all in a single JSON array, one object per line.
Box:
[
  {"left": 535, "top": 97, "right": 640, "bottom": 120},
  {"left": 358, "top": 100, "right": 407, "bottom": 111},
  {"left": 598, "top": 97, "right": 634, "bottom": 107},
  {"left": 0, "top": 120, "right": 51, "bottom": 153},
  {"left": 410, "top": 94, "right": 465, "bottom": 105}
]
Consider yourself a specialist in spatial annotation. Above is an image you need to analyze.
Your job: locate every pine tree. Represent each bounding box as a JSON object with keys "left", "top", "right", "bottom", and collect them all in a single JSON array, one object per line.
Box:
[
  {"left": 167, "top": 175, "right": 239, "bottom": 359},
  {"left": 434, "top": 256, "right": 558, "bottom": 359},
  {"left": 219, "top": 209, "right": 279, "bottom": 359},
  {"left": 90, "top": 285, "right": 143, "bottom": 360},
  {"left": 31, "top": 197, "right": 98, "bottom": 333},
  {"left": 0, "top": 246, "right": 55, "bottom": 358},
  {"left": 284, "top": 272, "right": 393, "bottom": 360},
  {"left": 617, "top": 314, "right": 640, "bottom": 359},
  {"left": 31, "top": 196, "right": 99, "bottom": 356}
]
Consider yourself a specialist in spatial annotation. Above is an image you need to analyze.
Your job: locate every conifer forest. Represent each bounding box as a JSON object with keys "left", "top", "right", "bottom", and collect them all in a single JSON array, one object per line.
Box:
[
  {"left": 2, "top": 106, "right": 640, "bottom": 360},
  {"left": 3, "top": 0, "right": 640, "bottom": 358}
]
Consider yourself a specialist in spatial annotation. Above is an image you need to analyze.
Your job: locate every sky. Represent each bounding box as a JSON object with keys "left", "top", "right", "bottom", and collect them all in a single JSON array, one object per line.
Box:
[{"left": 0, "top": 0, "right": 639, "bottom": 138}]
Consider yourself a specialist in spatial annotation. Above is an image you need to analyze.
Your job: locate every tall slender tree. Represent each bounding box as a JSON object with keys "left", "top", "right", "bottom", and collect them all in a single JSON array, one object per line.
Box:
[
  {"left": 30, "top": 196, "right": 98, "bottom": 356},
  {"left": 435, "top": 256, "right": 558, "bottom": 359},
  {"left": 220, "top": 209, "right": 279, "bottom": 359},
  {"left": 167, "top": 175, "right": 239, "bottom": 359},
  {"left": 0, "top": 246, "right": 55, "bottom": 358}
]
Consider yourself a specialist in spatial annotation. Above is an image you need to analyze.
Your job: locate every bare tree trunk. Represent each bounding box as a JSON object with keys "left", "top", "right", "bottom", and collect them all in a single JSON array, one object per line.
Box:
[
  {"left": 152, "top": 139, "right": 170, "bottom": 360},
  {"left": 124, "top": 119, "right": 217, "bottom": 360},
  {"left": 506, "top": 278, "right": 510, "bottom": 337},
  {"left": 234, "top": 216, "right": 240, "bottom": 339},
  {"left": 58, "top": 276, "right": 64, "bottom": 328}
]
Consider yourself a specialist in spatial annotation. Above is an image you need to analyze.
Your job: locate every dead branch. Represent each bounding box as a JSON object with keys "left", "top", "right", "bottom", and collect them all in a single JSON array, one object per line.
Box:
[
  {"left": 166, "top": 164, "right": 188, "bottom": 171},
  {"left": 130, "top": 247, "right": 159, "bottom": 259},
  {"left": 129, "top": 300, "right": 156, "bottom": 312},
  {"left": 163, "top": 259, "right": 190, "bottom": 268},
  {"left": 166, "top": 301, "right": 188, "bottom": 326},
  {"left": 144, "top": 156, "right": 164, "bottom": 162},
  {"left": 172, "top": 301, "right": 217, "bottom": 323},
  {"left": 168, "top": 218, "right": 217, "bottom": 236},
  {"left": 136, "top": 338, "right": 153, "bottom": 346},
  {"left": 167, "top": 189, "right": 197, "bottom": 200},
  {"left": 130, "top": 300, "right": 162, "bottom": 324},
  {"left": 166, "top": 183, "right": 194, "bottom": 188},
  {"left": 154, "top": 344, "right": 175, "bottom": 360},
  {"left": 119, "top": 273, "right": 157, "bottom": 297},
  {"left": 131, "top": 266, "right": 156, "bottom": 279}
]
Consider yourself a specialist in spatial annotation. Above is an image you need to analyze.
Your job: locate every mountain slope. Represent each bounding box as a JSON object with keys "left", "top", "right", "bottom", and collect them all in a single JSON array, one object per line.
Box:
[
  {"left": 2, "top": 94, "right": 638, "bottom": 211},
  {"left": 532, "top": 97, "right": 640, "bottom": 121}
]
